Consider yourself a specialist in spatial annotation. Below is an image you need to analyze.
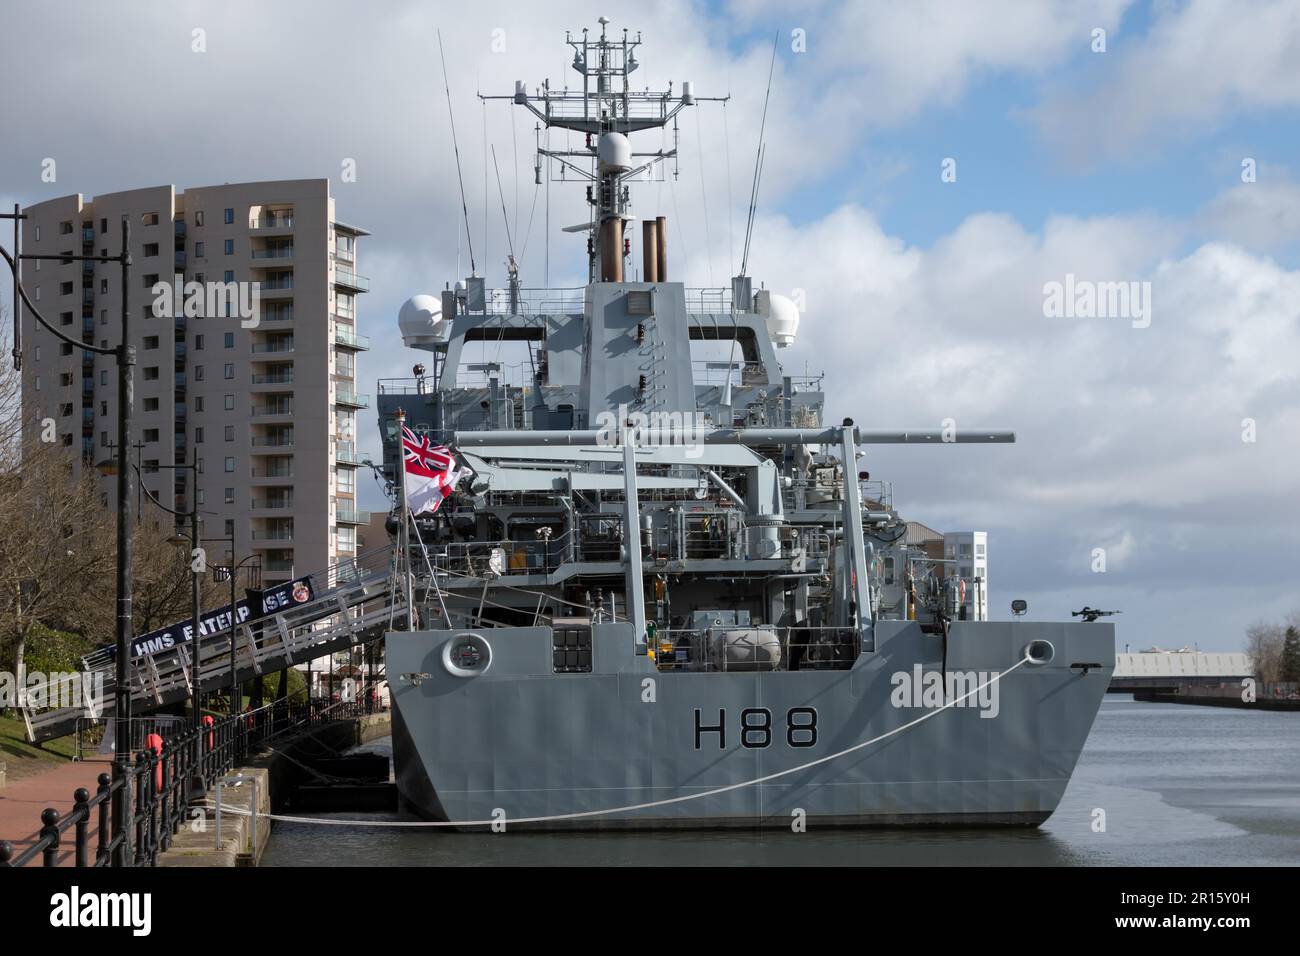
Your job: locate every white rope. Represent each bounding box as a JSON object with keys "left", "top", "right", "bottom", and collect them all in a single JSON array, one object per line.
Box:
[{"left": 206, "top": 656, "right": 1033, "bottom": 828}]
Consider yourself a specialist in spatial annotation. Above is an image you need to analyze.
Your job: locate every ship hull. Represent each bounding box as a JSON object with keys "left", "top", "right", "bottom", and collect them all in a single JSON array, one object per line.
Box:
[{"left": 385, "top": 619, "right": 1113, "bottom": 830}]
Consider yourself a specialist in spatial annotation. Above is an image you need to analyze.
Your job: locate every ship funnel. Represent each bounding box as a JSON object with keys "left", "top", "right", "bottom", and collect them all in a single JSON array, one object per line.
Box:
[{"left": 642, "top": 221, "right": 659, "bottom": 282}]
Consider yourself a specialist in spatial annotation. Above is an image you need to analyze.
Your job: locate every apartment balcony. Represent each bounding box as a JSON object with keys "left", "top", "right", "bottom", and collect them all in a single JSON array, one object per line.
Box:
[
  {"left": 335, "top": 442, "right": 362, "bottom": 465},
  {"left": 251, "top": 435, "right": 294, "bottom": 449},
  {"left": 335, "top": 386, "right": 369, "bottom": 408},
  {"left": 251, "top": 402, "right": 294, "bottom": 419},
  {"left": 263, "top": 558, "right": 296, "bottom": 574},
  {"left": 251, "top": 370, "right": 294, "bottom": 386},
  {"left": 335, "top": 508, "right": 369, "bottom": 525},
  {"left": 251, "top": 497, "right": 294, "bottom": 511},
  {"left": 250, "top": 529, "right": 294, "bottom": 542},
  {"left": 251, "top": 465, "right": 294, "bottom": 481},
  {"left": 251, "top": 339, "right": 294, "bottom": 355},
  {"left": 82, "top": 289, "right": 94, "bottom": 305},
  {"left": 81, "top": 227, "right": 94, "bottom": 243},
  {"left": 174, "top": 220, "right": 187, "bottom": 239},
  {"left": 333, "top": 267, "right": 369, "bottom": 292},
  {"left": 174, "top": 251, "right": 187, "bottom": 269},
  {"left": 249, "top": 215, "right": 294, "bottom": 231},
  {"left": 334, "top": 328, "right": 369, "bottom": 350},
  {"left": 261, "top": 306, "right": 294, "bottom": 323},
  {"left": 81, "top": 260, "right": 94, "bottom": 276},
  {"left": 251, "top": 247, "right": 294, "bottom": 261},
  {"left": 260, "top": 277, "right": 295, "bottom": 297}
]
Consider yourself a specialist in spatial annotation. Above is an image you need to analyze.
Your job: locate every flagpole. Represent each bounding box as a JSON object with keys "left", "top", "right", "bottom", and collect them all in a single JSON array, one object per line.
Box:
[{"left": 395, "top": 408, "right": 416, "bottom": 632}]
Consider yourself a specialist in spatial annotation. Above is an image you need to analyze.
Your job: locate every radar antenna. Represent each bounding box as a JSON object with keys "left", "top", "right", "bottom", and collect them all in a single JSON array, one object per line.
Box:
[{"left": 482, "top": 19, "right": 728, "bottom": 282}]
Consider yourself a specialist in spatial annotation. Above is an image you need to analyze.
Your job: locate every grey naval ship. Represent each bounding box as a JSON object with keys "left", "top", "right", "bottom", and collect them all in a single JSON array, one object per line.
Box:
[{"left": 375, "top": 19, "right": 1115, "bottom": 830}]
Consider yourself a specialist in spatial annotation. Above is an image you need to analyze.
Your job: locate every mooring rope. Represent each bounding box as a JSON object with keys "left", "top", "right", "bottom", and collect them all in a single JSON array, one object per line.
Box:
[{"left": 205, "top": 655, "right": 1033, "bottom": 828}]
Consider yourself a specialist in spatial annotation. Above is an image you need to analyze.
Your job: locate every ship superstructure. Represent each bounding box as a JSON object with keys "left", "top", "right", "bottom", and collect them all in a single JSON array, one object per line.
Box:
[{"left": 375, "top": 19, "right": 1114, "bottom": 829}]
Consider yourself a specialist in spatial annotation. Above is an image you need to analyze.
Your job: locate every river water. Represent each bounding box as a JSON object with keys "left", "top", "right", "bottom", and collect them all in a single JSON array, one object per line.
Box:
[{"left": 261, "top": 697, "right": 1300, "bottom": 866}]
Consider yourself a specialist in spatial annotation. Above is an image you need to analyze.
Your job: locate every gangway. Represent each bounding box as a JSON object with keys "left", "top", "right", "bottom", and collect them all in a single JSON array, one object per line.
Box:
[{"left": 19, "top": 548, "right": 404, "bottom": 743}]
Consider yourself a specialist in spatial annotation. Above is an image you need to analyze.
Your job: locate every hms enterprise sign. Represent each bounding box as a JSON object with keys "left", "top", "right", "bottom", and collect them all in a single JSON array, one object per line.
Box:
[{"left": 127, "top": 579, "right": 314, "bottom": 660}]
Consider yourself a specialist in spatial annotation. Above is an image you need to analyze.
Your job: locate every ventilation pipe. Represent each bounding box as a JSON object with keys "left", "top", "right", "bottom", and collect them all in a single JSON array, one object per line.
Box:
[
  {"left": 600, "top": 218, "right": 624, "bottom": 282},
  {"left": 642, "top": 220, "right": 659, "bottom": 282},
  {"left": 655, "top": 216, "right": 668, "bottom": 281}
]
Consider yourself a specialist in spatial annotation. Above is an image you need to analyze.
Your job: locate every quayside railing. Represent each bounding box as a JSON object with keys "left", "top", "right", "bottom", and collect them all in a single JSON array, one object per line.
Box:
[{"left": 0, "top": 687, "right": 383, "bottom": 868}]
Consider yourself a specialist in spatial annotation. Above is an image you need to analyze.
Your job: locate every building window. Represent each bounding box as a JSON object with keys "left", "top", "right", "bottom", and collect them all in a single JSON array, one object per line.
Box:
[
  {"left": 224, "top": 488, "right": 235, "bottom": 504},
  {"left": 195, "top": 366, "right": 205, "bottom": 381},
  {"left": 143, "top": 397, "right": 158, "bottom": 412},
  {"left": 195, "top": 427, "right": 204, "bottom": 444},
  {"left": 60, "top": 281, "right": 72, "bottom": 295},
  {"left": 142, "top": 212, "right": 159, "bottom": 226},
  {"left": 100, "top": 278, "right": 109, "bottom": 293},
  {"left": 223, "top": 364, "right": 234, "bottom": 380},
  {"left": 223, "top": 270, "right": 234, "bottom": 283},
  {"left": 143, "top": 274, "right": 158, "bottom": 288},
  {"left": 195, "top": 396, "right": 204, "bottom": 412},
  {"left": 59, "top": 342, "right": 72, "bottom": 356},
  {"left": 99, "top": 218, "right": 107, "bottom": 234},
  {"left": 100, "top": 370, "right": 107, "bottom": 385},
  {"left": 143, "top": 336, "right": 159, "bottom": 350},
  {"left": 59, "top": 220, "right": 73, "bottom": 235},
  {"left": 338, "top": 526, "right": 356, "bottom": 552},
  {"left": 223, "top": 208, "right": 234, "bottom": 225},
  {"left": 223, "top": 239, "right": 233, "bottom": 255},
  {"left": 33, "top": 225, "right": 40, "bottom": 241},
  {"left": 224, "top": 394, "right": 234, "bottom": 411},
  {"left": 195, "top": 241, "right": 205, "bottom": 257},
  {"left": 143, "top": 243, "right": 159, "bottom": 257},
  {"left": 224, "top": 425, "right": 234, "bottom": 441},
  {"left": 224, "top": 457, "right": 235, "bottom": 473},
  {"left": 143, "top": 367, "right": 159, "bottom": 381},
  {"left": 99, "top": 309, "right": 107, "bottom": 325},
  {"left": 337, "top": 469, "right": 355, "bottom": 495},
  {"left": 61, "top": 311, "right": 73, "bottom": 326},
  {"left": 224, "top": 519, "right": 234, "bottom": 537},
  {"left": 195, "top": 211, "right": 204, "bottom": 227},
  {"left": 34, "top": 375, "right": 41, "bottom": 391},
  {"left": 143, "top": 428, "right": 159, "bottom": 442},
  {"left": 224, "top": 332, "right": 234, "bottom": 348},
  {"left": 195, "top": 334, "right": 204, "bottom": 350},
  {"left": 196, "top": 489, "right": 205, "bottom": 505}
]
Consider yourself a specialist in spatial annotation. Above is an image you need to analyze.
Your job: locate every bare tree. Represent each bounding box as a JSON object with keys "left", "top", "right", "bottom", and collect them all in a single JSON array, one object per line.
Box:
[{"left": 1244, "top": 620, "right": 1285, "bottom": 683}]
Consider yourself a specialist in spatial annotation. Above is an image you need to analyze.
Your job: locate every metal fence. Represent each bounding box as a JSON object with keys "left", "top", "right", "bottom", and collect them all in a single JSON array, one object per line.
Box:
[{"left": 0, "top": 687, "right": 380, "bottom": 869}]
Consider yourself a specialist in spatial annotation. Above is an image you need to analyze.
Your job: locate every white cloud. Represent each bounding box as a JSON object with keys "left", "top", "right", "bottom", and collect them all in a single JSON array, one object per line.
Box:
[{"left": 1032, "top": 0, "right": 1300, "bottom": 165}]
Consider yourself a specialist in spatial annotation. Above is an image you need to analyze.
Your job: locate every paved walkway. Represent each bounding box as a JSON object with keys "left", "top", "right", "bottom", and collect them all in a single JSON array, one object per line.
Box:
[{"left": 0, "top": 759, "right": 115, "bottom": 866}]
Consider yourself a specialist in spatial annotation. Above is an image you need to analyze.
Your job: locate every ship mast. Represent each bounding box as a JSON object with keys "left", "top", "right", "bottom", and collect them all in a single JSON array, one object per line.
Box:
[{"left": 484, "top": 16, "right": 726, "bottom": 282}]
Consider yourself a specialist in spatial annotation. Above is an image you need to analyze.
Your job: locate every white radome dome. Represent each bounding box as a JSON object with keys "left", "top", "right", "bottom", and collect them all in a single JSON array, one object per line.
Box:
[
  {"left": 762, "top": 292, "right": 800, "bottom": 348},
  {"left": 398, "top": 294, "right": 446, "bottom": 347}
]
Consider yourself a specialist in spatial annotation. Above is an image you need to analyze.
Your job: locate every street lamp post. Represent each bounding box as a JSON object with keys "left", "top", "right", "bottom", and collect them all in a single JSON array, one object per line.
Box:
[
  {"left": 207, "top": 540, "right": 260, "bottom": 715},
  {"left": 3, "top": 212, "right": 136, "bottom": 866},
  {"left": 101, "top": 449, "right": 207, "bottom": 800}
]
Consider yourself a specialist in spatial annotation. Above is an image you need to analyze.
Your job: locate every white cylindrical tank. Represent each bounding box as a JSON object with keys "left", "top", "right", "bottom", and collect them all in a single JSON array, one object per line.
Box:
[
  {"left": 597, "top": 132, "right": 632, "bottom": 175},
  {"left": 758, "top": 291, "right": 800, "bottom": 348},
  {"left": 398, "top": 294, "right": 447, "bottom": 348}
]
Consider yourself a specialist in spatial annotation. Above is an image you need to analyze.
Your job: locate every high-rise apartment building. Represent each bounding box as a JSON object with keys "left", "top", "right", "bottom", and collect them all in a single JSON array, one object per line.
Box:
[{"left": 19, "top": 179, "right": 370, "bottom": 586}]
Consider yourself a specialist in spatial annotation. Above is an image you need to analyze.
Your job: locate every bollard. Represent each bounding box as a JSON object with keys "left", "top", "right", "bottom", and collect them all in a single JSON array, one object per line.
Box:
[
  {"left": 39, "top": 808, "right": 60, "bottom": 867},
  {"left": 95, "top": 773, "right": 111, "bottom": 864},
  {"left": 73, "top": 788, "right": 90, "bottom": 868}
]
